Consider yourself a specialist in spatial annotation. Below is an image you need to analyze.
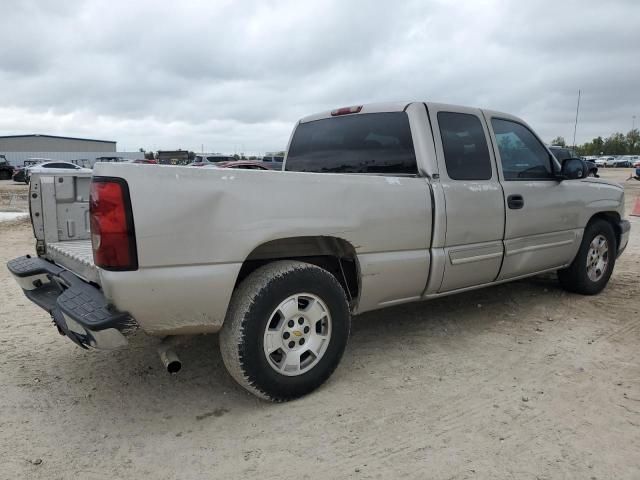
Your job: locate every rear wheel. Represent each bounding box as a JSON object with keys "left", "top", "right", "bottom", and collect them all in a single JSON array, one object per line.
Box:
[
  {"left": 220, "top": 260, "right": 351, "bottom": 401},
  {"left": 558, "top": 219, "right": 616, "bottom": 295},
  {"left": 0, "top": 170, "right": 10, "bottom": 180}
]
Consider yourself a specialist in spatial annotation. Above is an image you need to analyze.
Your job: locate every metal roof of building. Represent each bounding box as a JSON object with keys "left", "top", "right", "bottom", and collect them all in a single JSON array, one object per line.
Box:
[{"left": 0, "top": 134, "right": 116, "bottom": 144}]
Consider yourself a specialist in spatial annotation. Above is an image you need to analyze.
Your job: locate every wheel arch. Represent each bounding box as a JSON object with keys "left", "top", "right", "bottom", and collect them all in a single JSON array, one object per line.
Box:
[
  {"left": 586, "top": 211, "right": 621, "bottom": 251},
  {"left": 235, "top": 236, "right": 361, "bottom": 310}
]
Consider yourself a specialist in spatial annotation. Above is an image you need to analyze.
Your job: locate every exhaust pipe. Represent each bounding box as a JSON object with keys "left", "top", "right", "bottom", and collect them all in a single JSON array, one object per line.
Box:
[
  {"left": 157, "top": 336, "right": 186, "bottom": 374},
  {"left": 158, "top": 347, "right": 182, "bottom": 374}
]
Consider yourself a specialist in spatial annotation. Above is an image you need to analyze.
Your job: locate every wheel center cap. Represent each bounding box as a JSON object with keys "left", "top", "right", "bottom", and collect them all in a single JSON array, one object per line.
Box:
[{"left": 292, "top": 330, "right": 303, "bottom": 337}]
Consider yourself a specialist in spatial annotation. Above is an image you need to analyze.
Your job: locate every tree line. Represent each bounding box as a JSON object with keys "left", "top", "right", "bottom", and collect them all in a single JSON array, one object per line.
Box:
[{"left": 550, "top": 128, "right": 640, "bottom": 156}]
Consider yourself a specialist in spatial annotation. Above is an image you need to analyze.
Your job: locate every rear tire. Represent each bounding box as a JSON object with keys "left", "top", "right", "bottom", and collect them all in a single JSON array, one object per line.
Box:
[
  {"left": 220, "top": 260, "right": 351, "bottom": 401},
  {"left": 558, "top": 219, "right": 616, "bottom": 295}
]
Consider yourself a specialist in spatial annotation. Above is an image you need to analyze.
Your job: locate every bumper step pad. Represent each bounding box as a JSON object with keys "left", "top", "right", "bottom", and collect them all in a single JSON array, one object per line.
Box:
[
  {"left": 7, "top": 255, "right": 63, "bottom": 278},
  {"left": 7, "top": 256, "right": 134, "bottom": 349}
]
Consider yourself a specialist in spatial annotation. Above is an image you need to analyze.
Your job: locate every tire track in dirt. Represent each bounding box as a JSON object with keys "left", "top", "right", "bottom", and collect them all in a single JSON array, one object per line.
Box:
[{"left": 321, "top": 349, "right": 552, "bottom": 474}]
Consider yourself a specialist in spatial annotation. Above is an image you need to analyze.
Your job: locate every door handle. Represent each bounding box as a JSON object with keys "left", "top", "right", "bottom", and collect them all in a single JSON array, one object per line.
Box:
[{"left": 507, "top": 194, "right": 524, "bottom": 209}]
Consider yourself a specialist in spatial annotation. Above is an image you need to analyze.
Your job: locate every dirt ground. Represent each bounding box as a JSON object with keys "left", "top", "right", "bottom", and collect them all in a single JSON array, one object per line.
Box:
[
  {"left": 0, "top": 180, "right": 28, "bottom": 212},
  {"left": 1, "top": 170, "right": 639, "bottom": 480}
]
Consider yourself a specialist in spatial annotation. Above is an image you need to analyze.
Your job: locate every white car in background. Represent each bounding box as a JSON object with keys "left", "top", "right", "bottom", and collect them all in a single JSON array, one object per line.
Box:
[
  {"left": 594, "top": 157, "right": 609, "bottom": 167},
  {"left": 616, "top": 155, "right": 639, "bottom": 167},
  {"left": 26, "top": 161, "right": 91, "bottom": 183}
]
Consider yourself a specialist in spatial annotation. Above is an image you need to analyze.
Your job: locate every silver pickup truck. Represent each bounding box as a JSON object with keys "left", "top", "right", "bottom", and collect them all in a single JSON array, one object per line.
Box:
[{"left": 7, "top": 101, "right": 630, "bottom": 401}]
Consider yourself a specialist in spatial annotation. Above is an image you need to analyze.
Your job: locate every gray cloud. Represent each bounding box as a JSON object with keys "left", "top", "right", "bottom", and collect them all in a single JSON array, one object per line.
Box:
[{"left": 1, "top": 0, "right": 638, "bottom": 153}]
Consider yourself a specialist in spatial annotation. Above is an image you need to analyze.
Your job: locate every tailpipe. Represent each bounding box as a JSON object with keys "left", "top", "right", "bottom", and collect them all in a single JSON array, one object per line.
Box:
[
  {"left": 157, "top": 336, "right": 187, "bottom": 374},
  {"left": 159, "top": 347, "right": 181, "bottom": 374}
]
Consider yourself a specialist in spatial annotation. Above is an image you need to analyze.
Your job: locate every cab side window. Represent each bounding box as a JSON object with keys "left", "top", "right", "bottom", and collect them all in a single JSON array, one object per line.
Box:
[
  {"left": 438, "top": 112, "right": 492, "bottom": 180},
  {"left": 491, "top": 119, "right": 554, "bottom": 180}
]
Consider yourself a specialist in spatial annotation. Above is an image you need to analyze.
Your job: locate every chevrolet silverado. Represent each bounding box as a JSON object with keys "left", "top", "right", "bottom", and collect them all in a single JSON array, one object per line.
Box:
[{"left": 7, "top": 102, "right": 631, "bottom": 401}]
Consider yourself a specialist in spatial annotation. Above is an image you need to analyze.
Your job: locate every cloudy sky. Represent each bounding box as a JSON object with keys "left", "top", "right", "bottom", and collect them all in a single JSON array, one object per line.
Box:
[{"left": 1, "top": 0, "right": 639, "bottom": 154}]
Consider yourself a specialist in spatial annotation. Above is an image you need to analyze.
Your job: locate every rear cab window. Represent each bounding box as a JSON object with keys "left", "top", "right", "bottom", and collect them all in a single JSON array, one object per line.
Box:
[{"left": 285, "top": 112, "right": 417, "bottom": 175}]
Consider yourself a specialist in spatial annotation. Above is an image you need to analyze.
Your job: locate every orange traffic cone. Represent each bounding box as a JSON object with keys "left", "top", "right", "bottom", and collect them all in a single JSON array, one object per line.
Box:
[{"left": 631, "top": 197, "right": 640, "bottom": 217}]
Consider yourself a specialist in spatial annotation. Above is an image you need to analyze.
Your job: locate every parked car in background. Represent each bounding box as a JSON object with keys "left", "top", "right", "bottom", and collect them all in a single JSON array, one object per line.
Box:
[
  {"left": 548, "top": 146, "right": 598, "bottom": 177},
  {"left": 131, "top": 159, "right": 158, "bottom": 165},
  {"left": 12, "top": 167, "right": 27, "bottom": 183},
  {"left": 12, "top": 158, "right": 50, "bottom": 183},
  {"left": 95, "top": 156, "right": 125, "bottom": 164},
  {"left": 615, "top": 155, "right": 639, "bottom": 167},
  {"left": 214, "top": 160, "right": 271, "bottom": 170},
  {"left": 7, "top": 101, "right": 630, "bottom": 402},
  {"left": 0, "top": 154, "right": 15, "bottom": 180},
  {"left": 262, "top": 152, "right": 285, "bottom": 162},
  {"left": 615, "top": 160, "right": 632, "bottom": 168},
  {"left": 157, "top": 151, "right": 192, "bottom": 165},
  {"left": 261, "top": 152, "right": 285, "bottom": 170},
  {"left": 26, "top": 161, "right": 90, "bottom": 183},
  {"left": 594, "top": 157, "right": 608, "bottom": 167},
  {"left": 71, "top": 159, "right": 92, "bottom": 169},
  {"left": 194, "top": 160, "right": 273, "bottom": 170},
  {"left": 192, "top": 154, "right": 235, "bottom": 164}
]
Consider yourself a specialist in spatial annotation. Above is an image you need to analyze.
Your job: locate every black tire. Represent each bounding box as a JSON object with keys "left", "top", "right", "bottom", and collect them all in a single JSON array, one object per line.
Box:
[
  {"left": 0, "top": 170, "right": 10, "bottom": 180},
  {"left": 558, "top": 219, "right": 616, "bottom": 295},
  {"left": 220, "top": 260, "right": 351, "bottom": 401}
]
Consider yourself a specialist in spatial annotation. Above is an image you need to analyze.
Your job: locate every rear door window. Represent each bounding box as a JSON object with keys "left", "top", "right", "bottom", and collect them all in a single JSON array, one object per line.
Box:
[
  {"left": 437, "top": 112, "right": 492, "bottom": 180},
  {"left": 286, "top": 112, "right": 417, "bottom": 174}
]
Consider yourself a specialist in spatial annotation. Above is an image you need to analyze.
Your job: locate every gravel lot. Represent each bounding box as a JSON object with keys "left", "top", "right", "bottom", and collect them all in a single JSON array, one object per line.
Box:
[{"left": 1, "top": 170, "right": 639, "bottom": 479}]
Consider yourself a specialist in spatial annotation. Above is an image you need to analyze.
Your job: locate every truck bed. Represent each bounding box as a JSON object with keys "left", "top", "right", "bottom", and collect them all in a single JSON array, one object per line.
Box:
[{"left": 46, "top": 240, "right": 99, "bottom": 284}]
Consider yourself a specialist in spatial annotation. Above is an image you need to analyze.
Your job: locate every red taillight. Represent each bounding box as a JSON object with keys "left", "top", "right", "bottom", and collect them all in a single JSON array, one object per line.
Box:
[
  {"left": 90, "top": 177, "right": 138, "bottom": 270},
  {"left": 331, "top": 105, "right": 362, "bottom": 116}
]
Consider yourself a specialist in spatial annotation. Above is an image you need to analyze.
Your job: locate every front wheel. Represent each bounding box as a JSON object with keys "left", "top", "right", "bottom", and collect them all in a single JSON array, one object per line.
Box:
[
  {"left": 558, "top": 219, "right": 616, "bottom": 295},
  {"left": 220, "top": 260, "right": 351, "bottom": 401}
]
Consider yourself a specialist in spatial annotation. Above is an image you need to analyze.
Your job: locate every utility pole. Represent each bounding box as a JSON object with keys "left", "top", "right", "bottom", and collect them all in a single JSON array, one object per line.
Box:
[
  {"left": 572, "top": 89, "right": 581, "bottom": 149},
  {"left": 633, "top": 115, "right": 636, "bottom": 131}
]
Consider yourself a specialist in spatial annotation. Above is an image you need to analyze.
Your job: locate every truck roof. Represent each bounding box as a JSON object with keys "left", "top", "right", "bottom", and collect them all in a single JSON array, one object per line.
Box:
[{"left": 299, "top": 101, "right": 517, "bottom": 124}]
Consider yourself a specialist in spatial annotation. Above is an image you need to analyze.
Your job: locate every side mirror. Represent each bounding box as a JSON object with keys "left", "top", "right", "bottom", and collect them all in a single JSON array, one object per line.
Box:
[{"left": 559, "top": 158, "right": 587, "bottom": 180}]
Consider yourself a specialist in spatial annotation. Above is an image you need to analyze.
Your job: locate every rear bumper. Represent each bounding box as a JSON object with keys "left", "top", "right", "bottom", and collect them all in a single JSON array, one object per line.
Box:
[
  {"left": 7, "top": 255, "right": 136, "bottom": 349},
  {"left": 618, "top": 219, "right": 630, "bottom": 258}
]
